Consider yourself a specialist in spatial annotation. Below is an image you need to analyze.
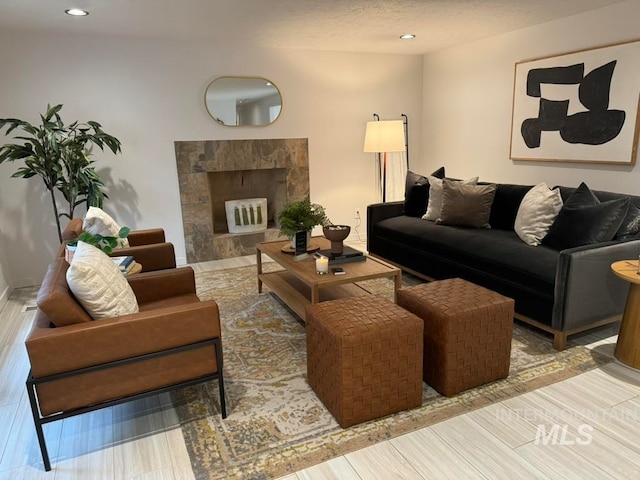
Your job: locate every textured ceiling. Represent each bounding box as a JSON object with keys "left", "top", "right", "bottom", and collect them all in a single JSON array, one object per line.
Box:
[{"left": 0, "top": 0, "right": 626, "bottom": 54}]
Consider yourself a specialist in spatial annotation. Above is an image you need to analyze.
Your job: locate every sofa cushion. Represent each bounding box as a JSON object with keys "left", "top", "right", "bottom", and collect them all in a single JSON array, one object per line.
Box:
[
  {"left": 37, "top": 259, "right": 93, "bottom": 327},
  {"left": 66, "top": 241, "right": 139, "bottom": 320},
  {"left": 423, "top": 176, "right": 478, "bottom": 221},
  {"left": 543, "top": 183, "right": 630, "bottom": 250},
  {"left": 488, "top": 183, "right": 535, "bottom": 231},
  {"left": 374, "top": 215, "right": 559, "bottom": 297},
  {"left": 83, "top": 206, "right": 129, "bottom": 248},
  {"left": 437, "top": 181, "right": 496, "bottom": 228},
  {"left": 514, "top": 183, "right": 563, "bottom": 246},
  {"left": 404, "top": 167, "right": 445, "bottom": 217}
]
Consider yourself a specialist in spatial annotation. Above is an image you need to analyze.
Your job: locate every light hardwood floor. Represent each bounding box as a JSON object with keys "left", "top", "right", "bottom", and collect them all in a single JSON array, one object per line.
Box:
[{"left": 1, "top": 245, "right": 639, "bottom": 479}]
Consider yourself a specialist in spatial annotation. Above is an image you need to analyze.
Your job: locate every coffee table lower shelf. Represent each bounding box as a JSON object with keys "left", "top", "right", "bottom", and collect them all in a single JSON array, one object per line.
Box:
[{"left": 258, "top": 270, "right": 370, "bottom": 320}]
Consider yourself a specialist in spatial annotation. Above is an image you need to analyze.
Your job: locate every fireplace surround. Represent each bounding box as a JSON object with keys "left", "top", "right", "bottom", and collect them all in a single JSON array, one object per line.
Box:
[{"left": 175, "top": 138, "right": 310, "bottom": 263}]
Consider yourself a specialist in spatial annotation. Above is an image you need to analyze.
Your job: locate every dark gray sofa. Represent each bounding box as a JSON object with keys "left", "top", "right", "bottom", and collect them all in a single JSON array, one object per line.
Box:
[{"left": 367, "top": 180, "right": 640, "bottom": 349}]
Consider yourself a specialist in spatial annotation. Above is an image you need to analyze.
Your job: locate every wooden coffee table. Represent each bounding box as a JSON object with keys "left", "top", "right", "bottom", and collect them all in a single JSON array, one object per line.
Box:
[{"left": 256, "top": 237, "right": 401, "bottom": 321}]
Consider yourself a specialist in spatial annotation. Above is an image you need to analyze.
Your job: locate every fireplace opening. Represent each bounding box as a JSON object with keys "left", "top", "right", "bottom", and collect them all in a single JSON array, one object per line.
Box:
[{"left": 208, "top": 168, "right": 287, "bottom": 235}]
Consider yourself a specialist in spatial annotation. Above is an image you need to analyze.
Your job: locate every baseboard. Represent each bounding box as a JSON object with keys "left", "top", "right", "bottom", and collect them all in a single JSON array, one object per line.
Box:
[{"left": 0, "top": 285, "right": 11, "bottom": 312}]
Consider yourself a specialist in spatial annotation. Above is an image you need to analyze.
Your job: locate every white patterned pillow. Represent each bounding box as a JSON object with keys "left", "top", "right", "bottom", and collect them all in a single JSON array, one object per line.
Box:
[
  {"left": 514, "top": 182, "right": 563, "bottom": 246},
  {"left": 83, "top": 206, "right": 129, "bottom": 248},
  {"left": 422, "top": 176, "right": 479, "bottom": 221},
  {"left": 66, "top": 241, "right": 139, "bottom": 319}
]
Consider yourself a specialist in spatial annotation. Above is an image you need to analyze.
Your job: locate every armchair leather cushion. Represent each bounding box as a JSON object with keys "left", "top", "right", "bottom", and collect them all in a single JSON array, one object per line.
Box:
[
  {"left": 37, "top": 259, "right": 92, "bottom": 327},
  {"left": 83, "top": 206, "right": 129, "bottom": 248},
  {"left": 66, "top": 241, "right": 139, "bottom": 319}
]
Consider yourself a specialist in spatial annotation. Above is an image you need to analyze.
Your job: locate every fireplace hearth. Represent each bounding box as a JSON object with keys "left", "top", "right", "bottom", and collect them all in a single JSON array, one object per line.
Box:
[{"left": 175, "top": 138, "right": 310, "bottom": 263}]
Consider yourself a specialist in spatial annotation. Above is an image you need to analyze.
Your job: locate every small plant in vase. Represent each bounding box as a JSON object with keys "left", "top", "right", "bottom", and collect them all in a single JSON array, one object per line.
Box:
[
  {"left": 277, "top": 198, "right": 329, "bottom": 248},
  {"left": 65, "top": 227, "right": 131, "bottom": 262}
]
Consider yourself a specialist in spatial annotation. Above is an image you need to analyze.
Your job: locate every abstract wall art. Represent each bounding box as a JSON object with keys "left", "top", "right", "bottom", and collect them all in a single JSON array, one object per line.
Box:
[{"left": 510, "top": 40, "right": 640, "bottom": 165}]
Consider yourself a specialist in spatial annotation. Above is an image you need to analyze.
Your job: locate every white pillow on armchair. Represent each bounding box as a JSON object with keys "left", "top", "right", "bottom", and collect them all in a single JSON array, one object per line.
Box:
[
  {"left": 66, "top": 241, "right": 139, "bottom": 319},
  {"left": 83, "top": 206, "right": 129, "bottom": 247}
]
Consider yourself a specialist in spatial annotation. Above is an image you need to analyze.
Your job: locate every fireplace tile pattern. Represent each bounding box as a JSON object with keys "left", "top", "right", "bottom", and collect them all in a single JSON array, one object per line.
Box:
[{"left": 175, "top": 138, "right": 310, "bottom": 263}]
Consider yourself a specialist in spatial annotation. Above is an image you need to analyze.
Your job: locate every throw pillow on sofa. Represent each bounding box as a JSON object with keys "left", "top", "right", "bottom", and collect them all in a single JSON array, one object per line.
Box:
[
  {"left": 404, "top": 167, "right": 445, "bottom": 217},
  {"left": 436, "top": 180, "right": 496, "bottom": 228},
  {"left": 83, "top": 206, "right": 130, "bottom": 248},
  {"left": 66, "top": 241, "right": 139, "bottom": 320},
  {"left": 514, "top": 182, "right": 563, "bottom": 246},
  {"left": 422, "top": 175, "right": 479, "bottom": 221},
  {"left": 542, "top": 182, "right": 630, "bottom": 250},
  {"left": 615, "top": 203, "right": 640, "bottom": 240}
]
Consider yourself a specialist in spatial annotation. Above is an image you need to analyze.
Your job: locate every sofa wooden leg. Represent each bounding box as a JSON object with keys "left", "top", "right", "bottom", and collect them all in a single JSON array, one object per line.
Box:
[{"left": 553, "top": 332, "right": 568, "bottom": 351}]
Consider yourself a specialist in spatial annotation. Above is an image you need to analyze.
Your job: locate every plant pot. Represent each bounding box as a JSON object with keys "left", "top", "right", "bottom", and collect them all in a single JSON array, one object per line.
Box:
[
  {"left": 323, "top": 225, "right": 351, "bottom": 255},
  {"left": 289, "top": 231, "right": 311, "bottom": 250}
]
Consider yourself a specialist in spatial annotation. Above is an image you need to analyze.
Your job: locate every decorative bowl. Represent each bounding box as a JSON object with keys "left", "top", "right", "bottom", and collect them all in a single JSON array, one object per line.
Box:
[{"left": 323, "top": 225, "right": 351, "bottom": 254}]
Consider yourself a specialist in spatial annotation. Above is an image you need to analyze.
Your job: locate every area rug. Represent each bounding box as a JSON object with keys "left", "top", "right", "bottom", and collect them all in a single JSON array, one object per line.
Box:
[{"left": 171, "top": 264, "right": 613, "bottom": 480}]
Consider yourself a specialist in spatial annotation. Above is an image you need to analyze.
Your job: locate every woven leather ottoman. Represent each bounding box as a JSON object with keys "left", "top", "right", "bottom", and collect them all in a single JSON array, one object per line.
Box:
[
  {"left": 397, "top": 278, "right": 514, "bottom": 397},
  {"left": 306, "top": 295, "right": 423, "bottom": 428}
]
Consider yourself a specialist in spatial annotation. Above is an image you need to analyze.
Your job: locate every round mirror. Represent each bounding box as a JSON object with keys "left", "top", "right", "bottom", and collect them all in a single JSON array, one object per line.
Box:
[{"left": 205, "top": 76, "right": 282, "bottom": 127}]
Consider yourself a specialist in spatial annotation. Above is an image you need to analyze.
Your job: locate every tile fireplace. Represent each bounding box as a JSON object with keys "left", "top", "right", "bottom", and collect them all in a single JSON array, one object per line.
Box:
[{"left": 174, "top": 138, "right": 310, "bottom": 263}]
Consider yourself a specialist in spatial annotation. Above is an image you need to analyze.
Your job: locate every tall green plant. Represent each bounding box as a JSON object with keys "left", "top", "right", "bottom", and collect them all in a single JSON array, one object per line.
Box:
[{"left": 0, "top": 104, "right": 121, "bottom": 242}]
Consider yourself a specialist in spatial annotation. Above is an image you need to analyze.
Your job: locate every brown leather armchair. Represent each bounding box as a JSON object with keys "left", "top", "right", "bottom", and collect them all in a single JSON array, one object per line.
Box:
[
  {"left": 59, "top": 218, "right": 177, "bottom": 272},
  {"left": 26, "top": 258, "right": 226, "bottom": 471}
]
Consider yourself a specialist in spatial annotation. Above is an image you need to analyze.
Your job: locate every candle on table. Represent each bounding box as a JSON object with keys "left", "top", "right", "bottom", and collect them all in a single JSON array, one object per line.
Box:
[{"left": 316, "top": 256, "right": 329, "bottom": 274}]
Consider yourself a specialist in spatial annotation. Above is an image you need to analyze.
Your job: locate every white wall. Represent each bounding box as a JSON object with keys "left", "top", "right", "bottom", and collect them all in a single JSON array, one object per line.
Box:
[
  {"left": 420, "top": 0, "right": 640, "bottom": 193},
  {"left": 0, "top": 235, "right": 10, "bottom": 308},
  {"left": 0, "top": 33, "right": 423, "bottom": 287}
]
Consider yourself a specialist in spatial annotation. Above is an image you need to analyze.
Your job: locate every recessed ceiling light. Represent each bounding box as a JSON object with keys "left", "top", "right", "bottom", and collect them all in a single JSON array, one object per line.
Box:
[
  {"left": 65, "top": 8, "right": 89, "bottom": 16},
  {"left": 400, "top": 34, "right": 416, "bottom": 40}
]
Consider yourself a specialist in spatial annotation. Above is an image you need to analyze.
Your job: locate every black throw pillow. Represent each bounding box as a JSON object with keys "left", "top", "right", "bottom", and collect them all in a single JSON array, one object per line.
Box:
[
  {"left": 404, "top": 167, "right": 445, "bottom": 217},
  {"left": 542, "top": 182, "right": 630, "bottom": 250},
  {"left": 615, "top": 203, "right": 640, "bottom": 240}
]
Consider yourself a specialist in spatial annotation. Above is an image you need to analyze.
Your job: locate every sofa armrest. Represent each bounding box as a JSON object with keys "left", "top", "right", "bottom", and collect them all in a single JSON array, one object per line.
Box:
[
  {"left": 367, "top": 201, "right": 404, "bottom": 250},
  {"left": 111, "top": 243, "right": 176, "bottom": 271},
  {"left": 552, "top": 239, "right": 640, "bottom": 331},
  {"left": 128, "top": 228, "right": 166, "bottom": 246},
  {"left": 26, "top": 300, "right": 220, "bottom": 378},
  {"left": 127, "top": 266, "right": 196, "bottom": 303}
]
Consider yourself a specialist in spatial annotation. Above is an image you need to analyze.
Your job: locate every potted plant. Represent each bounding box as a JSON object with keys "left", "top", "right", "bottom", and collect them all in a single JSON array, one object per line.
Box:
[
  {"left": 65, "top": 227, "right": 131, "bottom": 262},
  {"left": 277, "top": 198, "right": 329, "bottom": 247},
  {"left": 0, "top": 104, "right": 122, "bottom": 243}
]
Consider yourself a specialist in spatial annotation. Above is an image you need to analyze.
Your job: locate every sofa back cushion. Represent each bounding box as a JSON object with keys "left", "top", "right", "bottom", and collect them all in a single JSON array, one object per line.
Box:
[
  {"left": 488, "top": 184, "right": 534, "bottom": 231},
  {"left": 37, "top": 259, "right": 93, "bottom": 327}
]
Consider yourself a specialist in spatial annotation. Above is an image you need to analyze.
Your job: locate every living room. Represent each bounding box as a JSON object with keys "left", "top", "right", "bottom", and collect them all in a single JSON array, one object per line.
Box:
[{"left": 1, "top": 0, "right": 640, "bottom": 478}]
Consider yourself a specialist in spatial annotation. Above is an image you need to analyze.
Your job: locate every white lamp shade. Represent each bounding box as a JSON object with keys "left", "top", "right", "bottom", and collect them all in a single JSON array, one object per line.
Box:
[{"left": 363, "top": 120, "right": 405, "bottom": 153}]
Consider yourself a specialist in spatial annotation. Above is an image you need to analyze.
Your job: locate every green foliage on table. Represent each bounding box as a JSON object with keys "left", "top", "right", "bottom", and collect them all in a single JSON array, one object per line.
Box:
[
  {"left": 277, "top": 197, "right": 329, "bottom": 238},
  {"left": 0, "top": 104, "right": 122, "bottom": 243},
  {"left": 73, "top": 227, "right": 131, "bottom": 255}
]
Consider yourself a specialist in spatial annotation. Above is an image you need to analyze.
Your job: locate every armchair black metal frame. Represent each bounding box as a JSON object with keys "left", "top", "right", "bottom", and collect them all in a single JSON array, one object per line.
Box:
[{"left": 26, "top": 338, "right": 226, "bottom": 472}]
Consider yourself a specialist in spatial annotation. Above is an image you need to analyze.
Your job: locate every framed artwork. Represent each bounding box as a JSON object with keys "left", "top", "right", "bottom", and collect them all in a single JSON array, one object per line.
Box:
[{"left": 510, "top": 40, "right": 640, "bottom": 165}]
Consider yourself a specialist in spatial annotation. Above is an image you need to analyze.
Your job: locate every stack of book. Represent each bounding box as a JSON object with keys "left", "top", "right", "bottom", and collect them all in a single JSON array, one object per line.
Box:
[
  {"left": 112, "top": 256, "right": 135, "bottom": 274},
  {"left": 317, "top": 246, "right": 365, "bottom": 265}
]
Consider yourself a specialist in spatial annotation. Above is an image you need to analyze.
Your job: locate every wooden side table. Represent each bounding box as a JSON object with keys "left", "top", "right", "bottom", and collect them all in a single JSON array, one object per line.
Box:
[{"left": 611, "top": 260, "right": 640, "bottom": 368}]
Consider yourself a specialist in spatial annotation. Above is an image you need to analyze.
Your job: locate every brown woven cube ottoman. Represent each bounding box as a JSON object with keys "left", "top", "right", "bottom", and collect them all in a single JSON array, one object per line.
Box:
[
  {"left": 306, "top": 295, "right": 423, "bottom": 428},
  {"left": 397, "top": 278, "right": 514, "bottom": 397}
]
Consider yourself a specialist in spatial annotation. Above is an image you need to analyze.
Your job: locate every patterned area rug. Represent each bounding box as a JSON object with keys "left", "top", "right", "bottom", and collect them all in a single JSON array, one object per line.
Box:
[{"left": 171, "top": 264, "right": 612, "bottom": 480}]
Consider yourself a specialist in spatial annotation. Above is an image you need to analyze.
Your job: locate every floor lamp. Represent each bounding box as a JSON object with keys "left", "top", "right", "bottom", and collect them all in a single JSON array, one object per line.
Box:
[{"left": 363, "top": 120, "right": 406, "bottom": 202}]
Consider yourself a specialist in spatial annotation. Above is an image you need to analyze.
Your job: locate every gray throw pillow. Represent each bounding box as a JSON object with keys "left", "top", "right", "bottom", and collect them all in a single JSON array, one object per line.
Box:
[{"left": 436, "top": 180, "right": 497, "bottom": 228}]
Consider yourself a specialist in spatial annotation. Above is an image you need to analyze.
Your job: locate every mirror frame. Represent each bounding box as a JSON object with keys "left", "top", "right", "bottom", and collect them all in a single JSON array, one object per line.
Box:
[{"left": 204, "top": 76, "right": 282, "bottom": 127}]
